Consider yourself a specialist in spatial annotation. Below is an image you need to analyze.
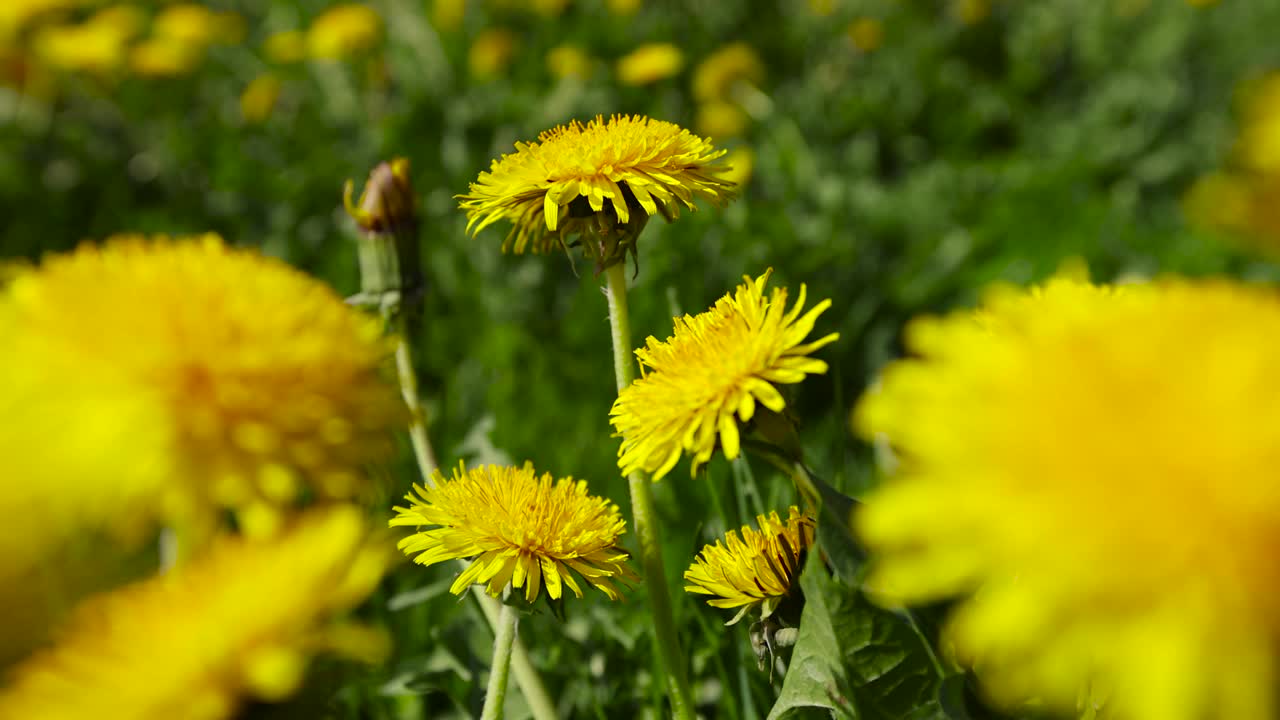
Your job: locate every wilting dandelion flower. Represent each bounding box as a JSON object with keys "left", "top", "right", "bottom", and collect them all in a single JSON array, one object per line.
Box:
[
  {"left": 611, "top": 270, "right": 838, "bottom": 480},
  {"left": 1, "top": 235, "right": 404, "bottom": 532},
  {"left": 459, "top": 114, "right": 735, "bottom": 264},
  {"left": 685, "top": 506, "right": 814, "bottom": 623},
  {"left": 0, "top": 507, "right": 389, "bottom": 720},
  {"left": 390, "top": 463, "right": 637, "bottom": 603},
  {"left": 855, "top": 274, "right": 1280, "bottom": 720}
]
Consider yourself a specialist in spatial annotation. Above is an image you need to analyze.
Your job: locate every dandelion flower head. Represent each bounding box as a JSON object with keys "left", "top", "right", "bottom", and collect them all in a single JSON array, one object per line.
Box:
[
  {"left": 684, "top": 506, "right": 814, "bottom": 623},
  {"left": 458, "top": 114, "right": 736, "bottom": 257},
  {"left": 0, "top": 507, "right": 390, "bottom": 720},
  {"left": 307, "top": 3, "right": 382, "bottom": 60},
  {"left": 854, "top": 274, "right": 1280, "bottom": 720},
  {"left": 611, "top": 270, "right": 838, "bottom": 480},
  {"left": 390, "top": 463, "right": 637, "bottom": 603},
  {"left": 1, "top": 234, "right": 405, "bottom": 529},
  {"left": 615, "top": 42, "right": 684, "bottom": 86}
]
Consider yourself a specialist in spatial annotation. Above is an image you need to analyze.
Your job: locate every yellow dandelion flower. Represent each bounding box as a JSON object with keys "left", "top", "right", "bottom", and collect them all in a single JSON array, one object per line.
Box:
[
  {"left": 1, "top": 235, "right": 404, "bottom": 531},
  {"left": 546, "top": 43, "right": 592, "bottom": 80},
  {"left": 152, "top": 4, "right": 243, "bottom": 47},
  {"left": 847, "top": 17, "right": 884, "bottom": 53},
  {"left": 719, "top": 146, "right": 755, "bottom": 188},
  {"left": 263, "top": 29, "right": 307, "bottom": 64},
  {"left": 33, "top": 13, "right": 133, "bottom": 74},
  {"left": 692, "top": 42, "right": 764, "bottom": 103},
  {"left": 458, "top": 114, "right": 735, "bottom": 257},
  {"left": 0, "top": 507, "right": 389, "bottom": 720},
  {"left": 606, "top": 0, "right": 642, "bottom": 15},
  {"left": 854, "top": 274, "right": 1280, "bottom": 720},
  {"left": 685, "top": 506, "right": 814, "bottom": 621},
  {"left": 611, "top": 270, "right": 838, "bottom": 481},
  {"left": 129, "top": 37, "right": 204, "bottom": 77},
  {"left": 431, "top": 0, "right": 466, "bottom": 32},
  {"left": 1235, "top": 72, "right": 1280, "bottom": 175},
  {"left": 616, "top": 42, "right": 683, "bottom": 86},
  {"left": 307, "top": 3, "right": 382, "bottom": 60},
  {"left": 468, "top": 27, "right": 517, "bottom": 79},
  {"left": 390, "top": 463, "right": 637, "bottom": 603},
  {"left": 695, "top": 100, "right": 749, "bottom": 140},
  {"left": 240, "top": 72, "right": 281, "bottom": 123}
]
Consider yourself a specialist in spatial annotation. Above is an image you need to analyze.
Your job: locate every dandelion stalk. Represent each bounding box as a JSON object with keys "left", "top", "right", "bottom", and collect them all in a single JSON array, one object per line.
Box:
[
  {"left": 480, "top": 602, "right": 520, "bottom": 720},
  {"left": 603, "top": 263, "right": 696, "bottom": 720},
  {"left": 348, "top": 159, "right": 559, "bottom": 720}
]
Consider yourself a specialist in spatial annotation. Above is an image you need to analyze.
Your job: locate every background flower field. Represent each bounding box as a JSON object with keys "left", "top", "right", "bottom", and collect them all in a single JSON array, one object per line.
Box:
[{"left": 4, "top": 1, "right": 1280, "bottom": 718}]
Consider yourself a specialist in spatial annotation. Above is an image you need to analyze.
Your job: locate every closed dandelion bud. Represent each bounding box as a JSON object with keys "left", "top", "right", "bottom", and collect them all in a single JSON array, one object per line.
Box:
[{"left": 344, "top": 158, "right": 421, "bottom": 301}]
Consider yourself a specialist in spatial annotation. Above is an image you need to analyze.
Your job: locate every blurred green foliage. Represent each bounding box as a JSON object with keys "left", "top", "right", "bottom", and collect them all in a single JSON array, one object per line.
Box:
[{"left": 5, "top": 0, "right": 1280, "bottom": 717}]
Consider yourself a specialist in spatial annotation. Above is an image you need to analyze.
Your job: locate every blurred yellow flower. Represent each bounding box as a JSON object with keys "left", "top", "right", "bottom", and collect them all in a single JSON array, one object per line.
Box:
[
  {"left": 616, "top": 42, "right": 683, "bottom": 86},
  {"left": 153, "top": 3, "right": 243, "bottom": 46},
  {"left": 855, "top": 274, "right": 1280, "bottom": 720},
  {"left": 33, "top": 11, "right": 135, "bottom": 74},
  {"left": 696, "top": 100, "right": 749, "bottom": 140},
  {"left": 1, "top": 235, "right": 404, "bottom": 534},
  {"left": 468, "top": 27, "right": 516, "bottom": 79},
  {"left": 0, "top": 0, "right": 85, "bottom": 37},
  {"left": 952, "top": 0, "right": 990, "bottom": 24},
  {"left": 0, "top": 507, "right": 389, "bottom": 720},
  {"left": 1235, "top": 72, "right": 1280, "bottom": 174},
  {"left": 240, "top": 73, "right": 282, "bottom": 123},
  {"left": 391, "top": 463, "right": 637, "bottom": 603},
  {"left": 719, "top": 146, "right": 755, "bottom": 188},
  {"left": 684, "top": 507, "right": 814, "bottom": 623},
  {"left": 129, "top": 37, "right": 203, "bottom": 77},
  {"left": 546, "top": 43, "right": 592, "bottom": 80},
  {"left": 307, "top": 3, "right": 382, "bottom": 60},
  {"left": 263, "top": 29, "right": 307, "bottom": 64},
  {"left": 606, "top": 0, "right": 641, "bottom": 14},
  {"left": 692, "top": 42, "right": 763, "bottom": 103},
  {"left": 458, "top": 114, "right": 736, "bottom": 256},
  {"left": 431, "top": 0, "right": 465, "bottom": 31},
  {"left": 611, "top": 270, "right": 838, "bottom": 480},
  {"left": 847, "top": 17, "right": 884, "bottom": 52}
]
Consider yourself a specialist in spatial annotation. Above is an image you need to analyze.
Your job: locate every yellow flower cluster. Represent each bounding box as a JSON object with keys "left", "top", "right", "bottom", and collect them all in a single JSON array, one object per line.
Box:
[
  {"left": 1185, "top": 72, "right": 1280, "bottom": 251},
  {"left": 0, "top": 233, "right": 403, "bottom": 716},
  {"left": 391, "top": 463, "right": 637, "bottom": 603},
  {"left": 459, "top": 114, "right": 736, "bottom": 257},
  {"left": 856, "top": 274, "right": 1280, "bottom": 720},
  {"left": 0, "top": 508, "right": 389, "bottom": 720},
  {"left": 685, "top": 507, "right": 815, "bottom": 622},
  {"left": 611, "top": 270, "right": 838, "bottom": 480}
]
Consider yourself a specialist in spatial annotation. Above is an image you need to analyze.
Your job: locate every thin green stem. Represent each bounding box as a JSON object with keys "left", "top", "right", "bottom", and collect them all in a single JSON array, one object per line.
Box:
[
  {"left": 480, "top": 602, "right": 520, "bottom": 720},
  {"left": 472, "top": 585, "right": 558, "bottom": 720},
  {"left": 392, "top": 314, "right": 439, "bottom": 479},
  {"left": 603, "top": 263, "right": 696, "bottom": 720}
]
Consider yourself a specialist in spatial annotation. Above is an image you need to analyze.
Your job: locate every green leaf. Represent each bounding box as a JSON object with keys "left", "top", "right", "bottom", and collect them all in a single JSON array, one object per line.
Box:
[{"left": 768, "top": 555, "right": 948, "bottom": 720}]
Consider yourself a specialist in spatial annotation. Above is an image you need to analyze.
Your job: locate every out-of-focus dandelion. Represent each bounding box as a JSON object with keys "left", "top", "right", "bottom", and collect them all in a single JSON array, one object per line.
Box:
[
  {"left": 685, "top": 507, "right": 814, "bottom": 623},
  {"left": 855, "top": 274, "right": 1280, "bottom": 720},
  {"left": 952, "top": 0, "right": 991, "bottom": 24},
  {"left": 307, "top": 3, "right": 382, "bottom": 60},
  {"left": 616, "top": 42, "right": 683, "bottom": 86},
  {"left": 240, "top": 73, "right": 281, "bottom": 123},
  {"left": 128, "top": 37, "right": 202, "bottom": 77},
  {"left": 1, "top": 235, "right": 404, "bottom": 538},
  {"left": 152, "top": 4, "right": 243, "bottom": 46},
  {"left": 546, "top": 43, "right": 592, "bottom": 80},
  {"left": 847, "top": 17, "right": 885, "bottom": 53},
  {"left": 390, "top": 462, "right": 637, "bottom": 603},
  {"left": 696, "top": 100, "right": 749, "bottom": 140},
  {"left": 0, "top": 507, "right": 389, "bottom": 720},
  {"left": 458, "top": 114, "right": 735, "bottom": 266},
  {"left": 431, "top": 0, "right": 466, "bottom": 31},
  {"left": 605, "top": 0, "right": 642, "bottom": 15},
  {"left": 468, "top": 27, "right": 517, "bottom": 79},
  {"left": 719, "top": 146, "right": 755, "bottom": 188},
  {"left": 692, "top": 42, "right": 764, "bottom": 103},
  {"left": 611, "top": 270, "right": 838, "bottom": 480},
  {"left": 32, "top": 8, "right": 137, "bottom": 74},
  {"left": 263, "top": 29, "right": 307, "bottom": 64}
]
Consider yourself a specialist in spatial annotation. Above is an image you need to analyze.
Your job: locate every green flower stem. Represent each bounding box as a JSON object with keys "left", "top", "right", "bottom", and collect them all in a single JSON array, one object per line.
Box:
[
  {"left": 603, "top": 263, "right": 697, "bottom": 720},
  {"left": 362, "top": 232, "right": 558, "bottom": 720},
  {"left": 480, "top": 601, "right": 520, "bottom": 720}
]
